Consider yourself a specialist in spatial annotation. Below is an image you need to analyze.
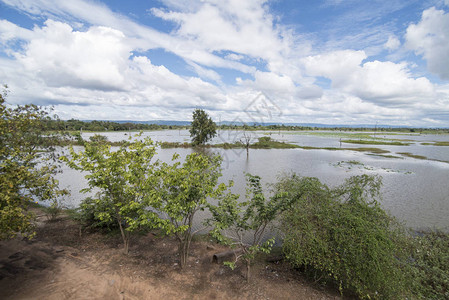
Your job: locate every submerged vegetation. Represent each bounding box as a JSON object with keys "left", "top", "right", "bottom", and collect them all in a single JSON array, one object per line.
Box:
[
  {"left": 421, "top": 141, "right": 449, "bottom": 146},
  {"left": 342, "top": 139, "right": 411, "bottom": 146},
  {"left": 160, "top": 136, "right": 300, "bottom": 149}
]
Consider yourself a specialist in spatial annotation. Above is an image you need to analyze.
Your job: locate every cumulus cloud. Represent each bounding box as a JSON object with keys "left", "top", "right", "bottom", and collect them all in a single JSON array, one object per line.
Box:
[
  {"left": 14, "top": 20, "right": 131, "bottom": 91},
  {"left": 1, "top": 0, "right": 449, "bottom": 126},
  {"left": 406, "top": 7, "right": 449, "bottom": 80},
  {"left": 0, "top": 19, "right": 229, "bottom": 114},
  {"left": 302, "top": 50, "right": 434, "bottom": 104},
  {"left": 151, "top": 1, "right": 284, "bottom": 62}
]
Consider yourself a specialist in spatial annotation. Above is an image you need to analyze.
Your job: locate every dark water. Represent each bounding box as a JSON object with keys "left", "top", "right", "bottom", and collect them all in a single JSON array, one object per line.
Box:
[{"left": 58, "top": 130, "right": 449, "bottom": 231}]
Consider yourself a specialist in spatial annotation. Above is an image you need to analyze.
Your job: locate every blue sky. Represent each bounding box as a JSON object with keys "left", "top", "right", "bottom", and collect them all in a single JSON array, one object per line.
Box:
[{"left": 1, "top": 0, "right": 449, "bottom": 126}]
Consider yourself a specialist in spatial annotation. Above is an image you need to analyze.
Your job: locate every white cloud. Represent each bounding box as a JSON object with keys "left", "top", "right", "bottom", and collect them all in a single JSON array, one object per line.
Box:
[
  {"left": 302, "top": 50, "right": 435, "bottom": 104},
  {"left": 1, "top": 0, "right": 449, "bottom": 126},
  {"left": 225, "top": 53, "right": 244, "bottom": 61},
  {"left": 406, "top": 7, "right": 449, "bottom": 80},
  {"left": 0, "top": 19, "right": 230, "bottom": 114},
  {"left": 1, "top": 0, "right": 255, "bottom": 75},
  {"left": 384, "top": 35, "right": 400, "bottom": 51},
  {"left": 150, "top": 0, "right": 297, "bottom": 78},
  {"left": 0, "top": 19, "right": 34, "bottom": 42},
  {"left": 15, "top": 20, "right": 130, "bottom": 90}
]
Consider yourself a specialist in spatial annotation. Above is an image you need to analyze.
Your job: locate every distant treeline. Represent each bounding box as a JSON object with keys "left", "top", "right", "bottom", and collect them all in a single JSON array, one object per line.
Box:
[
  {"left": 44, "top": 119, "right": 186, "bottom": 131},
  {"left": 44, "top": 119, "right": 449, "bottom": 133}
]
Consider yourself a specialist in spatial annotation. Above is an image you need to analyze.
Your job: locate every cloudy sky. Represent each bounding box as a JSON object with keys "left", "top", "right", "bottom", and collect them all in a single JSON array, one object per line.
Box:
[{"left": 1, "top": 0, "right": 449, "bottom": 126}]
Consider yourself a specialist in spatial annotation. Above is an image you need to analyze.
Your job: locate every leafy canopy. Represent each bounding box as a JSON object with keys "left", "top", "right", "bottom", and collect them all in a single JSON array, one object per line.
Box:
[
  {"left": 61, "top": 135, "right": 167, "bottom": 254},
  {"left": 279, "top": 174, "right": 409, "bottom": 299},
  {"left": 189, "top": 109, "right": 217, "bottom": 146},
  {"left": 0, "top": 85, "right": 67, "bottom": 239},
  {"left": 156, "top": 152, "right": 226, "bottom": 267}
]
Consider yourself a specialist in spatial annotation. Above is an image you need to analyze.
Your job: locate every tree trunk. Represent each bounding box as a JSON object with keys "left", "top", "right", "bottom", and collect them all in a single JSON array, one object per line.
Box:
[
  {"left": 118, "top": 219, "right": 129, "bottom": 255},
  {"left": 179, "top": 240, "right": 189, "bottom": 268},
  {"left": 246, "top": 259, "right": 251, "bottom": 283}
]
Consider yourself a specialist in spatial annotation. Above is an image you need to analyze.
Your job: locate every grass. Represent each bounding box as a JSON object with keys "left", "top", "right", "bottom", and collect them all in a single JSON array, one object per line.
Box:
[
  {"left": 367, "top": 153, "right": 404, "bottom": 159},
  {"left": 160, "top": 142, "right": 192, "bottom": 148},
  {"left": 159, "top": 138, "right": 300, "bottom": 149},
  {"left": 421, "top": 141, "right": 449, "bottom": 146},
  {"left": 295, "top": 145, "right": 391, "bottom": 154},
  {"left": 398, "top": 152, "right": 428, "bottom": 160},
  {"left": 342, "top": 139, "right": 411, "bottom": 146},
  {"left": 250, "top": 137, "right": 300, "bottom": 149}
]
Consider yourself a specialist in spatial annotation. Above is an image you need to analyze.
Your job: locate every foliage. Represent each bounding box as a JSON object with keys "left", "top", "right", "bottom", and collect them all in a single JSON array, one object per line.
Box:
[
  {"left": 156, "top": 152, "right": 226, "bottom": 268},
  {"left": 278, "top": 174, "right": 409, "bottom": 299},
  {"left": 189, "top": 109, "right": 217, "bottom": 146},
  {"left": 409, "top": 231, "right": 449, "bottom": 299},
  {"left": 61, "top": 135, "right": 166, "bottom": 254},
  {"left": 44, "top": 118, "right": 186, "bottom": 132},
  {"left": 89, "top": 134, "right": 109, "bottom": 144},
  {"left": 45, "top": 198, "right": 64, "bottom": 221},
  {"left": 251, "top": 136, "right": 299, "bottom": 149},
  {"left": 207, "top": 174, "right": 289, "bottom": 281},
  {"left": 76, "top": 197, "right": 119, "bottom": 230},
  {"left": 0, "top": 85, "right": 67, "bottom": 239},
  {"left": 342, "top": 139, "right": 410, "bottom": 146}
]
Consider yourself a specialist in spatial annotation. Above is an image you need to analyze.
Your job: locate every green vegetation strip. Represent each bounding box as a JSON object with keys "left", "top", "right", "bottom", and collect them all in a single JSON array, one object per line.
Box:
[
  {"left": 342, "top": 139, "right": 411, "bottom": 146},
  {"left": 421, "top": 141, "right": 449, "bottom": 146},
  {"left": 398, "top": 152, "right": 428, "bottom": 160}
]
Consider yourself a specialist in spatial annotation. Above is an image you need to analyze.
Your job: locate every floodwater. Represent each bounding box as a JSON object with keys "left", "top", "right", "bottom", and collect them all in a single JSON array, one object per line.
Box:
[{"left": 57, "top": 130, "right": 449, "bottom": 232}]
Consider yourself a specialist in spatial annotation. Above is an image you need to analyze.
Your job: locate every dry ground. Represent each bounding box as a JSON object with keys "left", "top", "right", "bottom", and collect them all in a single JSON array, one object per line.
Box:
[{"left": 0, "top": 210, "right": 342, "bottom": 299}]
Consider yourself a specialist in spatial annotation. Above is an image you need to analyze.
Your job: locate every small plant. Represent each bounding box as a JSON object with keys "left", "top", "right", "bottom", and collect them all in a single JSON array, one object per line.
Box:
[
  {"left": 45, "top": 199, "right": 64, "bottom": 221},
  {"left": 207, "top": 174, "right": 289, "bottom": 282},
  {"left": 77, "top": 196, "right": 118, "bottom": 230},
  {"left": 89, "top": 134, "right": 109, "bottom": 144},
  {"left": 156, "top": 153, "right": 226, "bottom": 268}
]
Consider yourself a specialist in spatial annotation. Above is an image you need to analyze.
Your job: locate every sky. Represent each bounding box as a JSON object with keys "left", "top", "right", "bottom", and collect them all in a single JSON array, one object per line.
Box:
[{"left": 1, "top": 0, "right": 449, "bottom": 126}]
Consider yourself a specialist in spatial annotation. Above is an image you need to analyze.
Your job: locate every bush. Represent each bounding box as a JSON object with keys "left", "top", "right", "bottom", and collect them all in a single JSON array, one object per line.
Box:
[
  {"left": 77, "top": 197, "right": 118, "bottom": 230},
  {"left": 410, "top": 231, "right": 449, "bottom": 299},
  {"left": 278, "top": 174, "right": 409, "bottom": 299}
]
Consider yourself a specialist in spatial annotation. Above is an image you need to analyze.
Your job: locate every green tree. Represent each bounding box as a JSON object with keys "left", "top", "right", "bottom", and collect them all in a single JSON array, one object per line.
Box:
[
  {"left": 0, "top": 85, "right": 67, "bottom": 239},
  {"left": 189, "top": 109, "right": 217, "bottom": 146},
  {"left": 207, "top": 174, "right": 289, "bottom": 282},
  {"left": 156, "top": 152, "right": 226, "bottom": 268},
  {"left": 61, "top": 135, "right": 167, "bottom": 254},
  {"left": 278, "top": 174, "right": 409, "bottom": 299}
]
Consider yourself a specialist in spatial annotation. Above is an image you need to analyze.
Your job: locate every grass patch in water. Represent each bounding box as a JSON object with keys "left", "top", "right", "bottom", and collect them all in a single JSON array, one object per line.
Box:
[
  {"left": 342, "top": 139, "right": 411, "bottom": 146},
  {"left": 250, "top": 137, "right": 300, "bottom": 149},
  {"left": 296, "top": 145, "right": 390, "bottom": 154},
  {"left": 160, "top": 142, "right": 192, "bottom": 148},
  {"left": 159, "top": 138, "right": 300, "bottom": 149},
  {"left": 398, "top": 152, "right": 428, "bottom": 160},
  {"left": 421, "top": 141, "right": 449, "bottom": 146},
  {"left": 367, "top": 153, "right": 404, "bottom": 159},
  {"left": 349, "top": 147, "right": 390, "bottom": 154}
]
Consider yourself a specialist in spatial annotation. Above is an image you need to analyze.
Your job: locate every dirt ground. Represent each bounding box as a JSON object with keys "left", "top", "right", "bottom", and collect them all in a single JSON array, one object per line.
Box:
[{"left": 0, "top": 210, "right": 341, "bottom": 299}]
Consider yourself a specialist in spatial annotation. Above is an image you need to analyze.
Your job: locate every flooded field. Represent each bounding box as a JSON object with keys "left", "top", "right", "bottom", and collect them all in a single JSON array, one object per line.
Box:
[{"left": 57, "top": 130, "right": 449, "bottom": 231}]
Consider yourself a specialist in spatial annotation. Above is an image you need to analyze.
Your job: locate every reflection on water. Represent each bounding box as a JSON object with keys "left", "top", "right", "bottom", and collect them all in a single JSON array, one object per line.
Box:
[{"left": 58, "top": 130, "right": 449, "bottom": 232}]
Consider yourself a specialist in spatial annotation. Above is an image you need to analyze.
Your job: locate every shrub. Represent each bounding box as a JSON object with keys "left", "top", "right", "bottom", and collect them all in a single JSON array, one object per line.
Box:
[
  {"left": 278, "top": 174, "right": 409, "bottom": 299},
  {"left": 410, "top": 231, "right": 449, "bottom": 299},
  {"left": 77, "top": 197, "right": 118, "bottom": 230}
]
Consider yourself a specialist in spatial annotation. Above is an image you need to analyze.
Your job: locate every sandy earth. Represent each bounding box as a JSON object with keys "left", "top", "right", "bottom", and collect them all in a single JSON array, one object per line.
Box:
[{"left": 0, "top": 211, "right": 341, "bottom": 299}]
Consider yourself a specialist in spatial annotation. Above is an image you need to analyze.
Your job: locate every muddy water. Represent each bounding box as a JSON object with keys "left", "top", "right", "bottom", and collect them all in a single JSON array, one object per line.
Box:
[{"left": 58, "top": 130, "right": 449, "bottom": 232}]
